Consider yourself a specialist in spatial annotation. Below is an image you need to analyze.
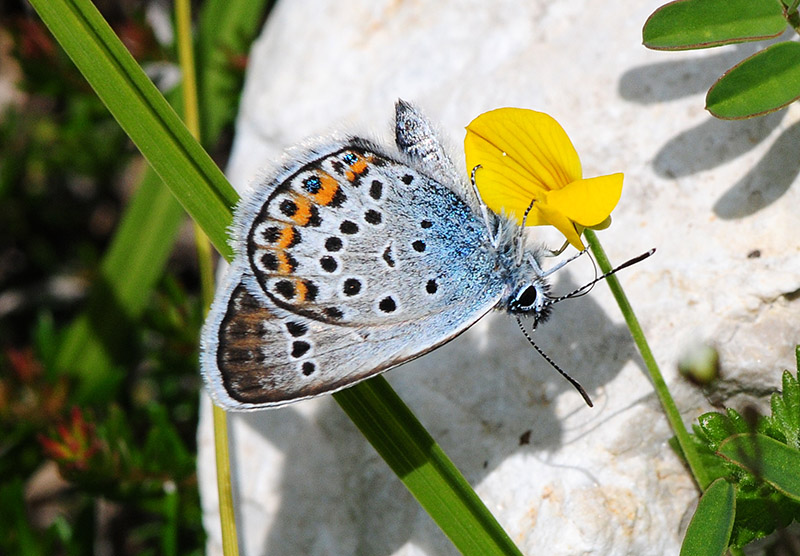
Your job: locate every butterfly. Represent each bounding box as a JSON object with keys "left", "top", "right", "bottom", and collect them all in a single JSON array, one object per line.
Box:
[{"left": 201, "top": 100, "right": 618, "bottom": 410}]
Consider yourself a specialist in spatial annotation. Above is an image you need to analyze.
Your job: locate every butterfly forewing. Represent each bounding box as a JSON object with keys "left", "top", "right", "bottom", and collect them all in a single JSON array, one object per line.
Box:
[{"left": 245, "top": 142, "right": 498, "bottom": 326}]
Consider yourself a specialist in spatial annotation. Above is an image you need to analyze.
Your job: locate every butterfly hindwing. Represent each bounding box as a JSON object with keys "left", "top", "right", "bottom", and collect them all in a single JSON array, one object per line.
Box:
[
  {"left": 203, "top": 273, "right": 377, "bottom": 408},
  {"left": 202, "top": 265, "right": 500, "bottom": 409}
]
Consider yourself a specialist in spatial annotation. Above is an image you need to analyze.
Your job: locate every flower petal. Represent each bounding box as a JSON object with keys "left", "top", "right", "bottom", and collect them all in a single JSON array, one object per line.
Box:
[
  {"left": 534, "top": 202, "right": 585, "bottom": 250},
  {"left": 465, "top": 108, "right": 583, "bottom": 222},
  {"left": 545, "top": 173, "right": 623, "bottom": 227}
]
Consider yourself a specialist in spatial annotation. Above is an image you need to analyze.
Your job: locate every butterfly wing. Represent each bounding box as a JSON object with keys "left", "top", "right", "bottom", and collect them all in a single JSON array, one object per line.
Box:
[
  {"left": 241, "top": 139, "right": 503, "bottom": 325},
  {"left": 202, "top": 140, "right": 506, "bottom": 409},
  {"left": 202, "top": 265, "right": 498, "bottom": 409}
]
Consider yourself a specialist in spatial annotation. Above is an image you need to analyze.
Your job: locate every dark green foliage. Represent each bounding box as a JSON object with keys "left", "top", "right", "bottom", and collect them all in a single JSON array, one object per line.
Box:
[
  {"left": 678, "top": 359, "right": 800, "bottom": 551},
  {"left": 0, "top": 1, "right": 271, "bottom": 553}
]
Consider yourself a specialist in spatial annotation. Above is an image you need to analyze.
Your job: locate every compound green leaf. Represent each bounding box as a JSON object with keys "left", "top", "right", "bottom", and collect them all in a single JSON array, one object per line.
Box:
[
  {"left": 707, "top": 42, "right": 800, "bottom": 118},
  {"left": 643, "top": 0, "right": 786, "bottom": 51}
]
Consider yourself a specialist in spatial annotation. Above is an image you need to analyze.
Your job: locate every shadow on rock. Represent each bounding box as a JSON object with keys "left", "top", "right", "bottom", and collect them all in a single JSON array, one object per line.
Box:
[
  {"left": 228, "top": 264, "right": 642, "bottom": 555},
  {"left": 618, "top": 43, "right": 761, "bottom": 105},
  {"left": 652, "top": 111, "right": 785, "bottom": 178},
  {"left": 714, "top": 120, "right": 800, "bottom": 219}
]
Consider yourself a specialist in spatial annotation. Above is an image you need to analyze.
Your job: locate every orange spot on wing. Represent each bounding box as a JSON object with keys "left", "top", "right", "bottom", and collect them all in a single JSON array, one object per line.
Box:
[
  {"left": 345, "top": 153, "right": 369, "bottom": 181},
  {"left": 294, "top": 279, "right": 307, "bottom": 302},
  {"left": 291, "top": 197, "right": 313, "bottom": 226},
  {"left": 277, "top": 227, "right": 295, "bottom": 249},
  {"left": 313, "top": 173, "right": 340, "bottom": 206},
  {"left": 276, "top": 252, "right": 293, "bottom": 275},
  {"left": 350, "top": 158, "right": 368, "bottom": 174}
]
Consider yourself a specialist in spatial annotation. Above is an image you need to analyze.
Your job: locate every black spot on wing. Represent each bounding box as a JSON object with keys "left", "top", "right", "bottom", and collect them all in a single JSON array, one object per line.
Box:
[{"left": 378, "top": 296, "right": 397, "bottom": 313}]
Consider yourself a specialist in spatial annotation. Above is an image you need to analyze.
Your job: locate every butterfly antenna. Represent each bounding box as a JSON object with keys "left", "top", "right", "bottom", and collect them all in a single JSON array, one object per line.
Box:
[
  {"left": 515, "top": 317, "right": 593, "bottom": 407},
  {"left": 547, "top": 249, "right": 656, "bottom": 306},
  {"left": 564, "top": 249, "right": 601, "bottom": 300}
]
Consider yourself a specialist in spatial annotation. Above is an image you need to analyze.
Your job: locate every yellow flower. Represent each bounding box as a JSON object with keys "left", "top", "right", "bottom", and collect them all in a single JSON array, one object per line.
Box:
[{"left": 464, "top": 108, "right": 623, "bottom": 250}]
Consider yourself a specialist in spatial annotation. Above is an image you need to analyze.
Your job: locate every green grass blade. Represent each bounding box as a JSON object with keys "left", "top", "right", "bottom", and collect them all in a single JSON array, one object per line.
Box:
[
  {"left": 718, "top": 433, "right": 800, "bottom": 501},
  {"left": 334, "top": 378, "right": 523, "bottom": 556},
  {"left": 643, "top": 0, "right": 786, "bottom": 51},
  {"left": 30, "top": 1, "right": 524, "bottom": 552},
  {"left": 680, "top": 478, "right": 735, "bottom": 556},
  {"left": 29, "top": 0, "right": 237, "bottom": 260},
  {"left": 706, "top": 42, "right": 800, "bottom": 119}
]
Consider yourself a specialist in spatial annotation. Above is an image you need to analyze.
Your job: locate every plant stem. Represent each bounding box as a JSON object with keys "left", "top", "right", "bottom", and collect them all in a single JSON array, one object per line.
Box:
[
  {"left": 162, "top": 482, "right": 179, "bottom": 556},
  {"left": 212, "top": 405, "right": 240, "bottom": 556},
  {"left": 584, "top": 230, "right": 711, "bottom": 489},
  {"left": 176, "top": 1, "right": 240, "bottom": 553}
]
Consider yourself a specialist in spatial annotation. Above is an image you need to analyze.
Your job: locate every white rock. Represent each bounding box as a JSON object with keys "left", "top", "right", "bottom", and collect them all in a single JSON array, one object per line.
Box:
[{"left": 198, "top": 1, "right": 800, "bottom": 554}]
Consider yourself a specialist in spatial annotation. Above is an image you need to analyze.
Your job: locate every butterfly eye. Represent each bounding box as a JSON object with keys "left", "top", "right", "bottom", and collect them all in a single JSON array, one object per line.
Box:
[{"left": 512, "top": 285, "right": 539, "bottom": 312}]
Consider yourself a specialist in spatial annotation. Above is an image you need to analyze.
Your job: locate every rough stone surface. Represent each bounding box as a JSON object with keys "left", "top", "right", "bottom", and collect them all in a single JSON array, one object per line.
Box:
[{"left": 197, "top": 1, "right": 800, "bottom": 554}]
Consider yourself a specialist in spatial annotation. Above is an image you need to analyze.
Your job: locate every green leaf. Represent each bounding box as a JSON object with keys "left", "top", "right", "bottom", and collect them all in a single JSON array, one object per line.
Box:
[
  {"left": 706, "top": 42, "right": 800, "bottom": 119},
  {"left": 697, "top": 410, "right": 746, "bottom": 447},
  {"left": 685, "top": 370, "right": 800, "bottom": 548},
  {"left": 334, "top": 378, "right": 523, "bottom": 556},
  {"left": 718, "top": 433, "right": 800, "bottom": 501},
  {"left": 680, "top": 478, "right": 735, "bottom": 556},
  {"left": 643, "top": 0, "right": 786, "bottom": 50},
  {"left": 33, "top": 312, "right": 59, "bottom": 379},
  {"left": 0, "top": 478, "right": 57, "bottom": 555},
  {"left": 727, "top": 487, "right": 795, "bottom": 548},
  {"left": 768, "top": 370, "right": 800, "bottom": 450},
  {"left": 142, "top": 406, "right": 194, "bottom": 477}
]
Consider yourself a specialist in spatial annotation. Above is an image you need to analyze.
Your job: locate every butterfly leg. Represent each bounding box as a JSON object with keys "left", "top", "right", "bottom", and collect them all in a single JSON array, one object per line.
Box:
[
  {"left": 469, "top": 164, "right": 499, "bottom": 247},
  {"left": 547, "top": 239, "right": 571, "bottom": 257}
]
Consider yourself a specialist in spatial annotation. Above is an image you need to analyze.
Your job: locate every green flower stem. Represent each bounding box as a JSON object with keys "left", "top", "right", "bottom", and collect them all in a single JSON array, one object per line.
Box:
[
  {"left": 212, "top": 405, "right": 240, "bottom": 556},
  {"left": 584, "top": 230, "right": 711, "bottom": 489},
  {"left": 175, "top": 0, "right": 200, "bottom": 140},
  {"left": 175, "top": 1, "right": 240, "bottom": 554}
]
